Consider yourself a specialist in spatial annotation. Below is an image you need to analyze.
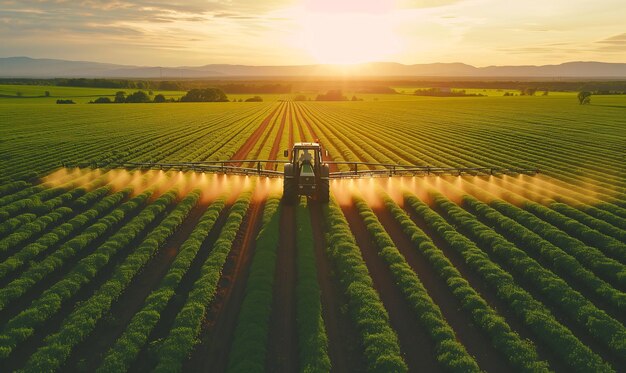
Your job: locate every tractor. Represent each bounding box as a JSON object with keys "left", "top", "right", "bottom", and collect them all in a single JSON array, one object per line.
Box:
[{"left": 282, "top": 142, "right": 329, "bottom": 204}]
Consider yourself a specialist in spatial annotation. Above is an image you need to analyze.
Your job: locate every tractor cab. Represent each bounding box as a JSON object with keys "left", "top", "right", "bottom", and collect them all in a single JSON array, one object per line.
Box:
[{"left": 282, "top": 142, "right": 330, "bottom": 204}]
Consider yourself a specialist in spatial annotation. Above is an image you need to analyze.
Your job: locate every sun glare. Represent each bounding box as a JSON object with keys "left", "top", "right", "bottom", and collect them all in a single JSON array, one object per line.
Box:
[{"left": 295, "top": 0, "right": 402, "bottom": 65}]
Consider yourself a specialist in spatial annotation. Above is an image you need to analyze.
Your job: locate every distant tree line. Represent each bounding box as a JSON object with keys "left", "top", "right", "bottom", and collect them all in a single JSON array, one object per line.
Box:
[
  {"left": 89, "top": 88, "right": 229, "bottom": 104},
  {"left": 414, "top": 88, "right": 484, "bottom": 97},
  {"left": 0, "top": 78, "right": 292, "bottom": 93},
  {"left": 3, "top": 78, "right": 626, "bottom": 96},
  {"left": 316, "top": 90, "right": 348, "bottom": 101}
]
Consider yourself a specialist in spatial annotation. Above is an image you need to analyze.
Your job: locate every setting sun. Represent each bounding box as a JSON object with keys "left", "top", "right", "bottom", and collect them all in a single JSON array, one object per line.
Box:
[{"left": 295, "top": 1, "right": 402, "bottom": 64}]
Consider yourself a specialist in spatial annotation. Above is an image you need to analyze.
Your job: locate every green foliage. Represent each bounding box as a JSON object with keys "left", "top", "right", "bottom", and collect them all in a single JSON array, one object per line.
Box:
[
  {"left": 434, "top": 192, "right": 626, "bottom": 359},
  {"left": 324, "top": 198, "right": 407, "bottom": 373},
  {"left": 295, "top": 198, "right": 331, "bottom": 373},
  {"left": 404, "top": 193, "right": 613, "bottom": 372},
  {"left": 353, "top": 193, "right": 480, "bottom": 372},
  {"left": 21, "top": 190, "right": 200, "bottom": 371},
  {"left": 227, "top": 192, "right": 281, "bottom": 372},
  {"left": 578, "top": 91, "right": 592, "bottom": 104},
  {"left": 382, "top": 191, "right": 549, "bottom": 372},
  {"left": 180, "top": 88, "right": 228, "bottom": 102},
  {"left": 125, "top": 90, "right": 151, "bottom": 103},
  {"left": 154, "top": 188, "right": 254, "bottom": 373},
  {"left": 244, "top": 96, "right": 263, "bottom": 102},
  {"left": 99, "top": 194, "right": 226, "bottom": 372}
]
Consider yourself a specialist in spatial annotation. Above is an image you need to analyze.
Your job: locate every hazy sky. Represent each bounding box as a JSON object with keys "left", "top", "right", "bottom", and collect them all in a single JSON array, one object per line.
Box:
[{"left": 1, "top": 0, "right": 624, "bottom": 66}]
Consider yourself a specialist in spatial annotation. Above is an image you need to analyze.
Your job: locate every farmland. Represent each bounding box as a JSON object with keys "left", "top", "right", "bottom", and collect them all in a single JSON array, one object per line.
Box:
[{"left": 0, "top": 90, "right": 625, "bottom": 372}]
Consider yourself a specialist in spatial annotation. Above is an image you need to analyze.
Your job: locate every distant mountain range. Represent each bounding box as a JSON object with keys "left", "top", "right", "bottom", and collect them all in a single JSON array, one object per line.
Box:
[{"left": 1, "top": 57, "right": 625, "bottom": 78}]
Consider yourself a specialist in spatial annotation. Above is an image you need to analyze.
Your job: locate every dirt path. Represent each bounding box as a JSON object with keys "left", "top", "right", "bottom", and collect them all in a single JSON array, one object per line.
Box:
[
  {"left": 230, "top": 104, "right": 282, "bottom": 166},
  {"left": 185, "top": 198, "right": 265, "bottom": 372},
  {"left": 266, "top": 103, "right": 288, "bottom": 170},
  {"left": 309, "top": 203, "right": 364, "bottom": 372},
  {"left": 374, "top": 205, "right": 511, "bottom": 372},
  {"left": 265, "top": 204, "right": 298, "bottom": 372},
  {"left": 340, "top": 203, "right": 441, "bottom": 372},
  {"left": 64, "top": 201, "right": 210, "bottom": 371}
]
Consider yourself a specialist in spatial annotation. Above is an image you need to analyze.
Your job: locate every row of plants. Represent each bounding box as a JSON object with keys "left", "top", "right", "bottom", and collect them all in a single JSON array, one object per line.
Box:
[
  {"left": 433, "top": 192, "right": 626, "bottom": 358},
  {"left": 352, "top": 193, "right": 480, "bottom": 372},
  {"left": 153, "top": 188, "right": 255, "bottom": 372},
  {"left": 489, "top": 199, "right": 626, "bottom": 290},
  {"left": 0, "top": 183, "right": 109, "bottom": 255},
  {"left": 98, "top": 194, "right": 227, "bottom": 372},
  {"left": 462, "top": 194, "right": 626, "bottom": 314},
  {"left": 323, "top": 198, "right": 407, "bottom": 372},
  {"left": 380, "top": 191, "right": 549, "bottom": 372},
  {"left": 306, "top": 101, "right": 625, "bottom": 206},
  {"left": 20, "top": 190, "right": 201, "bottom": 371},
  {"left": 523, "top": 201, "right": 626, "bottom": 265},
  {"left": 0, "top": 187, "right": 129, "bottom": 281},
  {"left": 227, "top": 192, "right": 281, "bottom": 372},
  {"left": 403, "top": 193, "right": 612, "bottom": 372},
  {"left": 296, "top": 198, "right": 331, "bottom": 372},
  {"left": 0, "top": 190, "right": 176, "bottom": 360},
  {"left": 549, "top": 202, "right": 626, "bottom": 243},
  {"left": 2, "top": 103, "right": 271, "bottom": 181},
  {"left": 0, "top": 189, "right": 150, "bottom": 311},
  {"left": 0, "top": 207, "right": 73, "bottom": 256}
]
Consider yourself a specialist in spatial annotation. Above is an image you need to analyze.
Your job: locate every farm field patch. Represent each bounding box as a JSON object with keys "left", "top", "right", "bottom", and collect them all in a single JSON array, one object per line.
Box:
[{"left": 0, "top": 94, "right": 625, "bottom": 372}]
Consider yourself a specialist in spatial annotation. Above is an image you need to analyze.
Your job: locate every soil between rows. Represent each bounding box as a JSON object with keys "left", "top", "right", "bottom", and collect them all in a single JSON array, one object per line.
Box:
[
  {"left": 64, "top": 200, "right": 211, "bottom": 371},
  {"left": 265, "top": 204, "right": 298, "bottom": 372},
  {"left": 373, "top": 205, "right": 511, "bottom": 372},
  {"left": 184, "top": 198, "right": 265, "bottom": 371},
  {"left": 309, "top": 202, "right": 365, "bottom": 372}
]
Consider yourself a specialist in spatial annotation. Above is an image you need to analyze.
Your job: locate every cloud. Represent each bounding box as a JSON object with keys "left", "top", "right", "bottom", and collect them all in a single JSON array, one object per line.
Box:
[{"left": 597, "top": 33, "right": 626, "bottom": 45}]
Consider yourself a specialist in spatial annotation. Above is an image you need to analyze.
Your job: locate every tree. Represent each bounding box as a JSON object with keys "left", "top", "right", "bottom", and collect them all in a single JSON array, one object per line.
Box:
[
  {"left": 578, "top": 91, "right": 592, "bottom": 105},
  {"left": 114, "top": 91, "right": 126, "bottom": 103},
  {"left": 180, "top": 88, "right": 228, "bottom": 102},
  {"left": 153, "top": 94, "right": 166, "bottom": 103},
  {"left": 44, "top": 91, "right": 50, "bottom": 97},
  {"left": 125, "top": 91, "right": 151, "bottom": 103},
  {"left": 245, "top": 96, "right": 263, "bottom": 102},
  {"left": 92, "top": 97, "right": 112, "bottom": 104},
  {"left": 316, "top": 90, "right": 347, "bottom": 101}
]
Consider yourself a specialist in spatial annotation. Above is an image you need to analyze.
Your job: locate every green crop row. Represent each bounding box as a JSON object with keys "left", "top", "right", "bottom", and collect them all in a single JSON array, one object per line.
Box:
[
  {"left": 490, "top": 199, "right": 626, "bottom": 290},
  {"left": 0, "top": 187, "right": 128, "bottom": 281},
  {"left": 462, "top": 195, "right": 626, "bottom": 314},
  {"left": 433, "top": 192, "right": 626, "bottom": 358},
  {"left": 381, "top": 191, "right": 549, "bottom": 372},
  {"left": 0, "top": 188, "right": 148, "bottom": 312},
  {"left": 98, "top": 194, "right": 226, "bottom": 372},
  {"left": 0, "top": 213, "right": 37, "bottom": 239},
  {"left": 0, "top": 181, "right": 30, "bottom": 199},
  {"left": 549, "top": 202, "right": 626, "bottom": 244},
  {"left": 403, "top": 193, "right": 612, "bottom": 372},
  {"left": 0, "top": 190, "right": 175, "bottom": 360},
  {"left": 352, "top": 193, "right": 480, "bottom": 372},
  {"left": 154, "top": 188, "right": 254, "bottom": 373},
  {"left": 0, "top": 206, "right": 73, "bottom": 255},
  {"left": 228, "top": 192, "right": 281, "bottom": 372},
  {"left": 20, "top": 190, "right": 200, "bottom": 372},
  {"left": 323, "top": 198, "right": 407, "bottom": 373},
  {"left": 296, "top": 198, "right": 331, "bottom": 373}
]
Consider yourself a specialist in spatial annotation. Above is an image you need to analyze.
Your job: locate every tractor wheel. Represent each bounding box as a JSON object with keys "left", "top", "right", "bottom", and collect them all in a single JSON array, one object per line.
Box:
[
  {"left": 317, "top": 164, "right": 330, "bottom": 203},
  {"left": 283, "top": 164, "right": 297, "bottom": 205},
  {"left": 283, "top": 178, "right": 297, "bottom": 204},
  {"left": 317, "top": 177, "right": 329, "bottom": 203}
]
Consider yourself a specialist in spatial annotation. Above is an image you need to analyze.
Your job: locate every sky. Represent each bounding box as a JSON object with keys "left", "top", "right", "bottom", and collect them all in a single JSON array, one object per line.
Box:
[{"left": 0, "top": 0, "right": 624, "bottom": 66}]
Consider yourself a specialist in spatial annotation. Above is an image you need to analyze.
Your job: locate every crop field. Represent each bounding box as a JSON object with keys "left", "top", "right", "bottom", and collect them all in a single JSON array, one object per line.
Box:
[{"left": 0, "top": 92, "right": 625, "bottom": 372}]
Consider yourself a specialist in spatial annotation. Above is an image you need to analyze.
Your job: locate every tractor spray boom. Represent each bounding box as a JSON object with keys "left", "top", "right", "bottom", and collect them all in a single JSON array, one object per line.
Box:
[{"left": 63, "top": 141, "right": 538, "bottom": 203}]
